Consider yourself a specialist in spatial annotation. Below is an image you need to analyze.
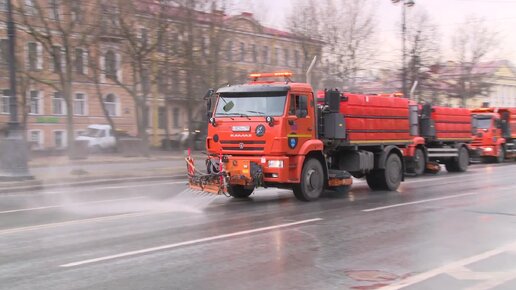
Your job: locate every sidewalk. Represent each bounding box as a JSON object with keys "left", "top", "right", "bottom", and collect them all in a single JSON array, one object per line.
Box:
[{"left": 0, "top": 150, "right": 205, "bottom": 193}]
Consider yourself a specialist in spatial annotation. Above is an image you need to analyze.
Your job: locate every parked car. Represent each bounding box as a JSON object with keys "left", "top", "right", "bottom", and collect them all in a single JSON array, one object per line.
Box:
[{"left": 76, "top": 124, "right": 116, "bottom": 151}]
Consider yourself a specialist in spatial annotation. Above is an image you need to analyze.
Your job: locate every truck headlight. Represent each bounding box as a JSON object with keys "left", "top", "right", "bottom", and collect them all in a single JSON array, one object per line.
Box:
[
  {"left": 484, "top": 147, "right": 493, "bottom": 152},
  {"left": 268, "top": 160, "right": 283, "bottom": 168}
]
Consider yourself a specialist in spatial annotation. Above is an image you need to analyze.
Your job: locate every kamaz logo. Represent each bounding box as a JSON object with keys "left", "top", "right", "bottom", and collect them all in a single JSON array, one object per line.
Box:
[{"left": 230, "top": 134, "right": 252, "bottom": 138}]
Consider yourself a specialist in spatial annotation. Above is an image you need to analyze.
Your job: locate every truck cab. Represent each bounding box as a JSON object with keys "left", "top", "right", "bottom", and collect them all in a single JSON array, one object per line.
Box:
[
  {"left": 471, "top": 108, "right": 516, "bottom": 162},
  {"left": 206, "top": 74, "right": 323, "bottom": 192}
]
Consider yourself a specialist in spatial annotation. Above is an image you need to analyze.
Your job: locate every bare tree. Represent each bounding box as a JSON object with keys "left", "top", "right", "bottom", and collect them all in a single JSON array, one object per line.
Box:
[
  {"left": 405, "top": 10, "right": 441, "bottom": 102},
  {"left": 288, "top": 0, "right": 377, "bottom": 90},
  {"left": 286, "top": 0, "right": 323, "bottom": 84},
  {"left": 448, "top": 16, "right": 499, "bottom": 107},
  {"left": 14, "top": 0, "right": 99, "bottom": 157},
  {"left": 97, "top": 0, "right": 171, "bottom": 154}
]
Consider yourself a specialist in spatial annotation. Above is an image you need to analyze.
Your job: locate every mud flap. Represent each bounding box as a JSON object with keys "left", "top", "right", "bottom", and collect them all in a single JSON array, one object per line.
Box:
[{"left": 424, "top": 161, "right": 441, "bottom": 174}]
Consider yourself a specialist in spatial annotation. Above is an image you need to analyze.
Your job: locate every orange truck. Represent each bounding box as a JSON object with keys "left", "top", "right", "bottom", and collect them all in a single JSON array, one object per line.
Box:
[
  {"left": 404, "top": 104, "right": 472, "bottom": 175},
  {"left": 470, "top": 107, "right": 516, "bottom": 162},
  {"left": 186, "top": 72, "right": 471, "bottom": 201}
]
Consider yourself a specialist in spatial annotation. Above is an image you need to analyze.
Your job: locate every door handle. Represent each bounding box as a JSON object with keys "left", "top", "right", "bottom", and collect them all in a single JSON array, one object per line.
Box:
[{"left": 307, "top": 128, "right": 313, "bottom": 131}]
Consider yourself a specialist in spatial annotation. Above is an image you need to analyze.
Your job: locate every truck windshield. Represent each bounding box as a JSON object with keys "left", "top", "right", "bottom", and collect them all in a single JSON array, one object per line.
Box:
[
  {"left": 473, "top": 116, "right": 492, "bottom": 129},
  {"left": 214, "top": 92, "right": 286, "bottom": 117}
]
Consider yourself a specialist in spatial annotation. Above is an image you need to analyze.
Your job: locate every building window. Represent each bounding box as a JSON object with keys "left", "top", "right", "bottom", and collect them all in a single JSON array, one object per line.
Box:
[
  {"left": 1, "top": 89, "right": 10, "bottom": 114},
  {"left": 274, "top": 47, "right": 280, "bottom": 65},
  {"left": 201, "top": 36, "right": 209, "bottom": 56},
  {"left": 0, "top": 0, "right": 6, "bottom": 11},
  {"left": 27, "top": 42, "right": 41, "bottom": 71},
  {"left": 52, "top": 91, "right": 65, "bottom": 115},
  {"left": 172, "top": 107, "right": 180, "bottom": 128},
  {"left": 262, "top": 46, "right": 269, "bottom": 64},
  {"left": 28, "top": 130, "right": 43, "bottom": 149},
  {"left": 252, "top": 44, "right": 257, "bottom": 63},
  {"left": 157, "top": 31, "right": 167, "bottom": 53},
  {"left": 104, "top": 94, "right": 117, "bottom": 116},
  {"left": 54, "top": 131, "right": 66, "bottom": 148},
  {"left": 51, "top": 45, "right": 62, "bottom": 73},
  {"left": 239, "top": 42, "right": 245, "bottom": 62},
  {"left": 295, "top": 50, "right": 300, "bottom": 68},
  {"left": 158, "top": 106, "right": 166, "bottom": 129},
  {"left": 0, "top": 39, "right": 8, "bottom": 65},
  {"left": 105, "top": 50, "right": 117, "bottom": 80},
  {"left": 24, "top": 0, "right": 35, "bottom": 15},
  {"left": 157, "top": 70, "right": 168, "bottom": 95},
  {"left": 284, "top": 48, "right": 289, "bottom": 66},
  {"left": 71, "top": 0, "right": 82, "bottom": 23},
  {"left": 75, "top": 48, "right": 88, "bottom": 75},
  {"left": 139, "top": 28, "right": 148, "bottom": 48},
  {"left": 49, "top": 0, "right": 60, "bottom": 20},
  {"left": 29, "top": 90, "right": 42, "bottom": 115},
  {"left": 226, "top": 41, "right": 232, "bottom": 61},
  {"left": 74, "top": 93, "right": 86, "bottom": 115}
]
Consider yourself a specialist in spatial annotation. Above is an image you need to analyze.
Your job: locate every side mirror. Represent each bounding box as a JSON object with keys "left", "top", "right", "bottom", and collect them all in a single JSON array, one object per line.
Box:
[
  {"left": 494, "top": 119, "right": 502, "bottom": 129},
  {"left": 203, "top": 89, "right": 214, "bottom": 100},
  {"left": 204, "top": 89, "right": 214, "bottom": 119},
  {"left": 223, "top": 101, "right": 234, "bottom": 112},
  {"left": 206, "top": 98, "right": 212, "bottom": 119}
]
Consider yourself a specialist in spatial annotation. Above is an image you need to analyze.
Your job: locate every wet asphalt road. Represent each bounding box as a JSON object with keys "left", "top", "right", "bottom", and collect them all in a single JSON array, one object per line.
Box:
[{"left": 1, "top": 163, "right": 516, "bottom": 290}]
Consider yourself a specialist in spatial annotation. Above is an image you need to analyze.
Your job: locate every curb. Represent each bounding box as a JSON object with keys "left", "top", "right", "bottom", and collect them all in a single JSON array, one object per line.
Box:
[{"left": 28, "top": 154, "right": 205, "bottom": 169}]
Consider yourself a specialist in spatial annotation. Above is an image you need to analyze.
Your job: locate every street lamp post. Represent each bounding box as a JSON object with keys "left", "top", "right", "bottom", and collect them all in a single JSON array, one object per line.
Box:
[
  {"left": 391, "top": 0, "right": 415, "bottom": 98},
  {"left": 0, "top": 0, "right": 32, "bottom": 180}
]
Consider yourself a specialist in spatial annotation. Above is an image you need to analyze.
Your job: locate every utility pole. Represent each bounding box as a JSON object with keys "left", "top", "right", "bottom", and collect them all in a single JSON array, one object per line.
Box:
[
  {"left": 0, "top": 0, "right": 32, "bottom": 180},
  {"left": 391, "top": 0, "right": 415, "bottom": 98}
]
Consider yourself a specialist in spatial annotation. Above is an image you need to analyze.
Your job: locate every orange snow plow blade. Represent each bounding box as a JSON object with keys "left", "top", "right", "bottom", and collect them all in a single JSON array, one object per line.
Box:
[{"left": 185, "top": 149, "right": 227, "bottom": 196}]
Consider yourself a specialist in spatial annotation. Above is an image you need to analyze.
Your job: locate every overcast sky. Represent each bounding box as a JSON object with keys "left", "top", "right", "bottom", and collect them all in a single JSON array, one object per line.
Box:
[{"left": 230, "top": 0, "right": 516, "bottom": 68}]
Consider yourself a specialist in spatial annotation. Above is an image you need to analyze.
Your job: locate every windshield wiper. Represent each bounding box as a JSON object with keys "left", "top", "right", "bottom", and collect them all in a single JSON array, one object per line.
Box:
[
  {"left": 234, "top": 112, "right": 251, "bottom": 120},
  {"left": 215, "top": 112, "right": 234, "bottom": 120},
  {"left": 246, "top": 110, "right": 265, "bottom": 115}
]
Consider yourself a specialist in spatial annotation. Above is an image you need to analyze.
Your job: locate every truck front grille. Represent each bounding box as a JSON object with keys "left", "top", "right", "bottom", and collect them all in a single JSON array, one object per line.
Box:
[{"left": 220, "top": 140, "right": 265, "bottom": 151}]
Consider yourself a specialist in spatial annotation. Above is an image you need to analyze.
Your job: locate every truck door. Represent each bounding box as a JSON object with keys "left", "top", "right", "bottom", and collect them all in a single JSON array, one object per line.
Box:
[{"left": 286, "top": 93, "right": 314, "bottom": 155}]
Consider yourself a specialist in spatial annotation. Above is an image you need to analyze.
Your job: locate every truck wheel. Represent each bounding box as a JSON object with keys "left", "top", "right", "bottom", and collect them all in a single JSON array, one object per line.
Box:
[
  {"left": 445, "top": 146, "right": 469, "bottom": 172},
  {"left": 366, "top": 153, "right": 402, "bottom": 191},
  {"left": 293, "top": 158, "right": 324, "bottom": 201},
  {"left": 227, "top": 185, "right": 254, "bottom": 198},
  {"left": 366, "top": 170, "right": 384, "bottom": 190},
  {"left": 413, "top": 148, "right": 426, "bottom": 176},
  {"left": 495, "top": 146, "right": 505, "bottom": 163}
]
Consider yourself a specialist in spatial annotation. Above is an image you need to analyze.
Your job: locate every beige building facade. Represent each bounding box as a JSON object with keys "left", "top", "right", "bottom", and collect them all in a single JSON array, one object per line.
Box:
[{"left": 0, "top": 1, "right": 321, "bottom": 150}]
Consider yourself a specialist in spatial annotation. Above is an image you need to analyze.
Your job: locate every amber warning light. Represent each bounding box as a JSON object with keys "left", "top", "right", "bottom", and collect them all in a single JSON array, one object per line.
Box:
[{"left": 249, "top": 72, "right": 293, "bottom": 81}]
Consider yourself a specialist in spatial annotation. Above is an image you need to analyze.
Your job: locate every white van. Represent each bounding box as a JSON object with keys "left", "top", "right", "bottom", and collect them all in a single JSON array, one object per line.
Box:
[{"left": 76, "top": 124, "right": 116, "bottom": 150}]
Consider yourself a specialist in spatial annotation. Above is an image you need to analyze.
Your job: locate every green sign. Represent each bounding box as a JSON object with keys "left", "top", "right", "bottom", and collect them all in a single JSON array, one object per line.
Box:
[{"left": 36, "top": 116, "right": 60, "bottom": 123}]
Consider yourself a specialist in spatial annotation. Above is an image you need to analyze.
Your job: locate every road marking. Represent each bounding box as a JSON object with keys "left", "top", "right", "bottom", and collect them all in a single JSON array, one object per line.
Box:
[
  {"left": 60, "top": 218, "right": 323, "bottom": 268},
  {"left": 362, "top": 192, "right": 480, "bottom": 212},
  {"left": 0, "top": 207, "right": 192, "bottom": 236},
  {"left": 377, "top": 241, "right": 516, "bottom": 290},
  {"left": 0, "top": 212, "right": 148, "bottom": 236},
  {"left": 0, "top": 196, "right": 145, "bottom": 214}
]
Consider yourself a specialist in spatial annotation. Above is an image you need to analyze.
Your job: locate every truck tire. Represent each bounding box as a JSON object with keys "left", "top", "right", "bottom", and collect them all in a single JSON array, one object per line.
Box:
[
  {"left": 445, "top": 146, "right": 469, "bottom": 172},
  {"left": 366, "top": 153, "right": 402, "bottom": 191},
  {"left": 227, "top": 185, "right": 254, "bottom": 198},
  {"left": 413, "top": 148, "right": 425, "bottom": 176},
  {"left": 293, "top": 158, "right": 324, "bottom": 201}
]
